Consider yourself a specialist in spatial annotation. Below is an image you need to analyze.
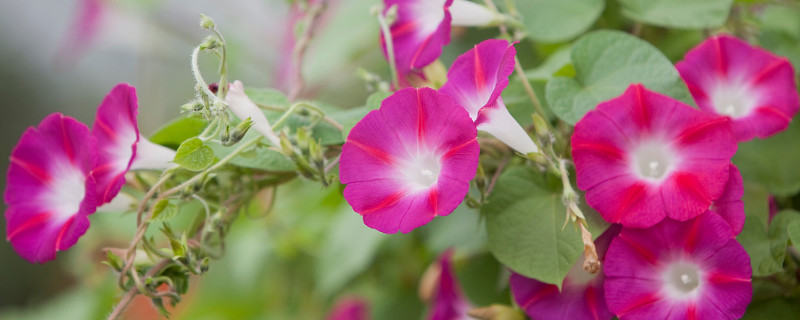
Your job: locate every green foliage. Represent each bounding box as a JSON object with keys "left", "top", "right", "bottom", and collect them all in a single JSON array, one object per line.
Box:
[
  {"left": 788, "top": 219, "right": 800, "bottom": 248},
  {"left": 173, "top": 137, "right": 215, "bottom": 171},
  {"left": 617, "top": 0, "right": 734, "bottom": 29},
  {"left": 208, "top": 140, "right": 297, "bottom": 172},
  {"left": 484, "top": 166, "right": 582, "bottom": 288},
  {"left": 738, "top": 209, "right": 800, "bottom": 277},
  {"left": 314, "top": 207, "right": 386, "bottom": 297},
  {"left": 244, "top": 87, "right": 290, "bottom": 109},
  {"left": 546, "top": 30, "right": 692, "bottom": 125},
  {"left": 149, "top": 117, "right": 208, "bottom": 149},
  {"left": 515, "top": 0, "right": 605, "bottom": 43},
  {"left": 150, "top": 199, "right": 179, "bottom": 222},
  {"left": 734, "top": 121, "right": 800, "bottom": 197}
]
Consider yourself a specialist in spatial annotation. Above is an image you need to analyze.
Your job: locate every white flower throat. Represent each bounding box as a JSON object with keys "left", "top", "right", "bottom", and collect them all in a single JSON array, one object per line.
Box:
[{"left": 631, "top": 139, "right": 678, "bottom": 181}]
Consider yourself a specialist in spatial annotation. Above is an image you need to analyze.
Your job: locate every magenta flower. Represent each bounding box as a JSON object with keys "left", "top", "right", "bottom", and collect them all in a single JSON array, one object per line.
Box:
[
  {"left": 340, "top": 87, "right": 478, "bottom": 234},
  {"left": 426, "top": 250, "right": 471, "bottom": 320},
  {"left": 676, "top": 35, "right": 799, "bottom": 141},
  {"left": 440, "top": 39, "right": 539, "bottom": 155},
  {"left": 571, "top": 84, "right": 737, "bottom": 228},
  {"left": 381, "top": 0, "right": 497, "bottom": 86},
  {"left": 91, "top": 84, "right": 176, "bottom": 205},
  {"left": 604, "top": 212, "right": 752, "bottom": 319},
  {"left": 711, "top": 165, "right": 745, "bottom": 236},
  {"left": 326, "top": 296, "right": 371, "bottom": 320},
  {"left": 5, "top": 114, "right": 97, "bottom": 263},
  {"left": 510, "top": 225, "right": 620, "bottom": 320}
]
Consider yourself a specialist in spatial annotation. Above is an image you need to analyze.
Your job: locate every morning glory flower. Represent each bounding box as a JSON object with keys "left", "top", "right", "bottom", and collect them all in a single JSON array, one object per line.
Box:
[
  {"left": 571, "top": 84, "right": 737, "bottom": 228},
  {"left": 5, "top": 113, "right": 97, "bottom": 263},
  {"left": 340, "top": 87, "right": 479, "bottom": 233},
  {"left": 510, "top": 225, "right": 620, "bottom": 320},
  {"left": 382, "top": 0, "right": 498, "bottom": 86},
  {"left": 226, "top": 80, "right": 282, "bottom": 146},
  {"left": 676, "top": 35, "right": 799, "bottom": 141},
  {"left": 604, "top": 212, "right": 752, "bottom": 319},
  {"left": 439, "top": 39, "right": 539, "bottom": 155},
  {"left": 91, "top": 84, "right": 176, "bottom": 205}
]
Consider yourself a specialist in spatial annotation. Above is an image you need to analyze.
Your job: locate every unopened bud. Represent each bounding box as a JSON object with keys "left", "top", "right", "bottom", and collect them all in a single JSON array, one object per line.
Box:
[
  {"left": 199, "top": 14, "right": 215, "bottom": 30},
  {"left": 199, "top": 35, "right": 221, "bottom": 50},
  {"left": 308, "top": 138, "right": 324, "bottom": 168},
  {"left": 526, "top": 152, "right": 548, "bottom": 166},
  {"left": 279, "top": 132, "right": 295, "bottom": 156},
  {"left": 296, "top": 127, "right": 311, "bottom": 150},
  {"left": 224, "top": 118, "right": 254, "bottom": 146},
  {"left": 200, "top": 257, "right": 210, "bottom": 273},
  {"left": 467, "top": 304, "right": 525, "bottom": 320},
  {"left": 531, "top": 113, "right": 550, "bottom": 141},
  {"left": 474, "top": 164, "right": 486, "bottom": 191},
  {"left": 418, "top": 261, "right": 442, "bottom": 303}
]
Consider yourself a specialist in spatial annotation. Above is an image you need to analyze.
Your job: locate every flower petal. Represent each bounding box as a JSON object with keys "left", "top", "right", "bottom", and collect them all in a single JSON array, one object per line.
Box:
[
  {"left": 91, "top": 83, "right": 139, "bottom": 205},
  {"left": 5, "top": 113, "right": 97, "bottom": 263}
]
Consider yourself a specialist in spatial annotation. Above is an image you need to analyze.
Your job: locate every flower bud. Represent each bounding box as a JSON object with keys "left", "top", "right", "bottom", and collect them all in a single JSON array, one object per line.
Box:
[{"left": 199, "top": 14, "right": 215, "bottom": 30}]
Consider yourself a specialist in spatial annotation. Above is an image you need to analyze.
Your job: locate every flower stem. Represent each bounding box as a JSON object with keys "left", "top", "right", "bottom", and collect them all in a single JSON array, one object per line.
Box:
[{"left": 376, "top": 6, "right": 400, "bottom": 89}]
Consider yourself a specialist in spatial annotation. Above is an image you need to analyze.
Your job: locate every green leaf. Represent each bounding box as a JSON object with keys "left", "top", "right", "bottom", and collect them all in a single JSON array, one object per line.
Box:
[
  {"left": 734, "top": 121, "right": 800, "bottom": 196},
  {"left": 208, "top": 141, "right": 296, "bottom": 172},
  {"left": 339, "top": 90, "right": 391, "bottom": 140},
  {"left": 314, "top": 206, "right": 386, "bottom": 296},
  {"left": 738, "top": 209, "right": 800, "bottom": 276},
  {"left": 150, "top": 199, "right": 179, "bottom": 222},
  {"left": 244, "top": 87, "right": 290, "bottom": 109},
  {"left": 173, "top": 138, "right": 215, "bottom": 171},
  {"left": 545, "top": 30, "right": 693, "bottom": 124},
  {"left": 149, "top": 117, "right": 208, "bottom": 149},
  {"left": 515, "top": 0, "right": 605, "bottom": 43},
  {"left": 617, "top": 0, "right": 734, "bottom": 29},
  {"left": 484, "top": 167, "right": 582, "bottom": 288},
  {"left": 787, "top": 220, "right": 800, "bottom": 248}
]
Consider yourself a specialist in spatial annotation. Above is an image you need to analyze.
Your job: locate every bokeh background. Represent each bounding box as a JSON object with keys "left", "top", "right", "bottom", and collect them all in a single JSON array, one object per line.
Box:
[{"left": 0, "top": 0, "right": 493, "bottom": 319}]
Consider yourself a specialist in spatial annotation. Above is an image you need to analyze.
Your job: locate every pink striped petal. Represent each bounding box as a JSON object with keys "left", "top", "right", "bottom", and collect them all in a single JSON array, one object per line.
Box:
[
  {"left": 4, "top": 113, "right": 98, "bottom": 263},
  {"left": 711, "top": 165, "right": 745, "bottom": 236},
  {"left": 382, "top": 0, "right": 453, "bottom": 86},
  {"left": 340, "top": 87, "right": 478, "bottom": 234},
  {"left": 676, "top": 35, "right": 799, "bottom": 141},
  {"left": 440, "top": 39, "right": 538, "bottom": 154},
  {"left": 572, "top": 84, "right": 737, "bottom": 228},
  {"left": 91, "top": 84, "right": 139, "bottom": 205},
  {"left": 604, "top": 212, "right": 752, "bottom": 320}
]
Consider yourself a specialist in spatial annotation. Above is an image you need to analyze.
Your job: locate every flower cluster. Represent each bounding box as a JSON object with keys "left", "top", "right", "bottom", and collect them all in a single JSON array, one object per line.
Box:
[
  {"left": 4, "top": 84, "right": 175, "bottom": 263},
  {"left": 341, "top": 38, "right": 537, "bottom": 234},
  {"left": 542, "top": 35, "right": 795, "bottom": 319}
]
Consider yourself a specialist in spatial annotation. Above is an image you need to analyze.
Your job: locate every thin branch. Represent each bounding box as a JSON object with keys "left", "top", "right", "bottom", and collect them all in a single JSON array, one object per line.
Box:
[{"left": 288, "top": 1, "right": 327, "bottom": 101}]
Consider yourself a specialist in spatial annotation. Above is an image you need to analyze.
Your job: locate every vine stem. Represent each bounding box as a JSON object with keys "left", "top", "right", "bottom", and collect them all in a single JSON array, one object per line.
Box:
[
  {"left": 191, "top": 47, "right": 227, "bottom": 108},
  {"left": 376, "top": 6, "right": 400, "bottom": 89},
  {"left": 108, "top": 258, "right": 172, "bottom": 320},
  {"left": 288, "top": 1, "right": 326, "bottom": 101},
  {"left": 514, "top": 57, "right": 547, "bottom": 119}
]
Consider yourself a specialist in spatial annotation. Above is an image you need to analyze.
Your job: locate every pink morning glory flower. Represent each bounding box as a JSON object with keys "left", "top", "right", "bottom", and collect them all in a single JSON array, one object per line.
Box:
[
  {"left": 339, "top": 87, "right": 479, "bottom": 234},
  {"left": 603, "top": 212, "right": 752, "bottom": 319},
  {"left": 711, "top": 165, "right": 745, "bottom": 236},
  {"left": 510, "top": 225, "right": 620, "bottom": 320},
  {"left": 382, "top": 0, "right": 497, "bottom": 86},
  {"left": 571, "top": 84, "right": 737, "bottom": 228},
  {"left": 676, "top": 35, "right": 799, "bottom": 141},
  {"left": 439, "top": 39, "right": 539, "bottom": 155},
  {"left": 425, "top": 250, "right": 471, "bottom": 320},
  {"left": 5, "top": 113, "right": 98, "bottom": 263},
  {"left": 326, "top": 296, "right": 371, "bottom": 320},
  {"left": 91, "top": 84, "right": 176, "bottom": 205}
]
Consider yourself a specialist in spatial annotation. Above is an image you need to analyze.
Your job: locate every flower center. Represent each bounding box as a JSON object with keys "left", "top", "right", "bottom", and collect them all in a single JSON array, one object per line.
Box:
[
  {"left": 631, "top": 139, "right": 678, "bottom": 181},
  {"left": 663, "top": 262, "right": 702, "bottom": 298},
  {"left": 710, "top": 81, "right": 759, "bottom": 118},
  {"left": 404, "top": 154, "right": 442, "bottom": 189},
  {"left": 48, "top": 163, "right": 87, "bottom": 220}
]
